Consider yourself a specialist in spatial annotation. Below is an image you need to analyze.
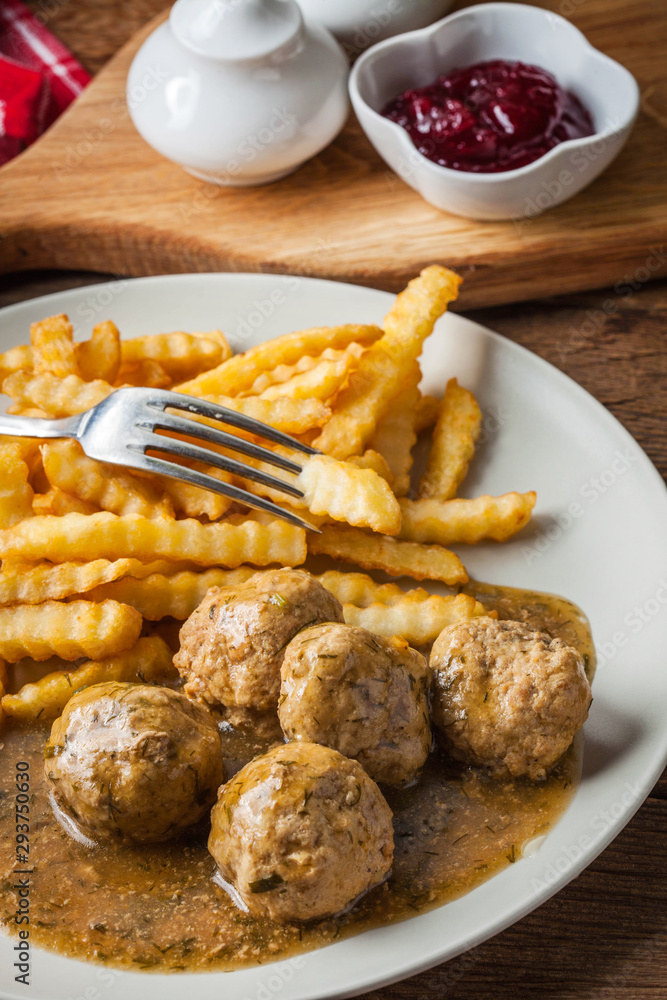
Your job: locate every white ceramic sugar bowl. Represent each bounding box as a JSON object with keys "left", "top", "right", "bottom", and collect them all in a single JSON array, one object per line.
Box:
[{"left": 127, "top": 0, "right": 350, "bottom": 185}]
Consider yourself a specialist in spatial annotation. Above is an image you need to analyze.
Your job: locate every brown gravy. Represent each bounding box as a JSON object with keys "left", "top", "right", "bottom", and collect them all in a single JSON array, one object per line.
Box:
[{"left": 0, "top": 583, "right": 594, "bottom": 973}]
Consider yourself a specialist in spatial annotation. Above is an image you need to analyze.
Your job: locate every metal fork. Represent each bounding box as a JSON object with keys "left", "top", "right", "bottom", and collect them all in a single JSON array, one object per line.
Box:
[{"left": 0, "top": 387, "right": 320, "bottom": 531}]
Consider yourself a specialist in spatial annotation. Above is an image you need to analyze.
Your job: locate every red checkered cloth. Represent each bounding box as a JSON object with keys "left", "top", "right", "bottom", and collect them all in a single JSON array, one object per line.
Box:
[{"left": 0, "top": 0, "right": 90, "bottom": 166}]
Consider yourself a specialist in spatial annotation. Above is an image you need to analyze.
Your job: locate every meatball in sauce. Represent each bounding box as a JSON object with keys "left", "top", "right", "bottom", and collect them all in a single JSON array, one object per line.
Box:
[
  {"left": 279, "top": 622, "right": 431, "bottom": 786},
  {"left": 174, "top": 568, "right": 344, "bottom": 712},
  {"left": 430, "top": 616, "right": 592, "bottom": 779},
  {"left": 208, "top": 741, "right": 394, "bottom": 922},
  {"left": 45, "top": 682, "right": 224, "bottom": 844}
]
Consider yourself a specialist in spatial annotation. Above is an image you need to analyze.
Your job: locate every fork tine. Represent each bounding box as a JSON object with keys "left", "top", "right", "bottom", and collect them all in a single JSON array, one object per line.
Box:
[
  {"left": 139, "top": 454, "right": 319, "bottom": 532},
  {"left": 137, "top": 410, "right": 303, "bottom": 475},
  {"left": 146, "top": 390, "right": 320, "bottom": 457},
  {"left": 138, "top": 432, "right": 304, "bottom": 499}
]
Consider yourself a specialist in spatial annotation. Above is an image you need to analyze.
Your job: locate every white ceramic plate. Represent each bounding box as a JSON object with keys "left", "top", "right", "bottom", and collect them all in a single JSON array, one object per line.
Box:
[{"left": 1, "top": 274, "right": 666, "bottom": 1000}]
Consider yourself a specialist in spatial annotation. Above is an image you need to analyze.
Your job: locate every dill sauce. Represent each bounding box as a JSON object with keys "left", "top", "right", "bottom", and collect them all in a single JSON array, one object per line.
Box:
[{"left": 0, "top": 583, "right": 594, "bottom": 973}]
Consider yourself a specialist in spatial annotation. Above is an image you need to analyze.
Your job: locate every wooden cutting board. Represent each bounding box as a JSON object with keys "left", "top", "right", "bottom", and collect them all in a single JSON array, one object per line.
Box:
[{"left": 1, "top": 0, "right": 665, "bottom": 308}]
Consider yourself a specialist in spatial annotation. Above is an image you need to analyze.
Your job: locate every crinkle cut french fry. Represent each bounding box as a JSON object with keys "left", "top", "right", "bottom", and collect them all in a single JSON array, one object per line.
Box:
[
  {"left": 191, "top": 329, "right": 233, "bottom": 358},
  {"left": 314, "top": 267, "right": 462, "bottom": 459},
  {"left": 343, "top": 593, "right": 489, "bottom": 645},
  {"left": 370, "top": 374, "right": 420, "bottom": 497},
  {"left": 31, "top": 314, "right": 78, "bottom": 377},
  {"left": 347, "top": 450, "right": 394, "bottom": 487},
  {"left": 0, "top": 599, "right": 142, "bottom": 663},
  {"left": 76, "top": 320, "right": 121, "bottom": 383},
  {"left": 317, "top": 568, "right": 488, "bottom": 610},
  {"left": 83, "top": 567, "right": 257, "bottom": 619},
  {"left": 116, "top": 359, "right": 171, "bottom": 388},
  {"left": 32, "top": 488, "right": 100, "bottom": 517},
  {"left": 229, "top": 453, "right": 302, "bottom": 508},
  {"left": 308, "top": 524, "right": 468, "bottom": 585},
  {"left": 399, "top": 493, "right": 537, "bottom": 545},
  {"left": 176, "top": 324, "right": 382, "bottom": 397},
  {"left": 120, "top": 331, "right": 225, "bottom": 380},
  {"left": 245, "top": 346, "right": 357, "bottom": 396},
  {"left": 259, "top": 354, "right": 352, "bottom": 402},
  {"left": 41, "top": 439, "right": 175, "bottom": 519},
  {"left": 2, "top": 370, "right": 114, "bottom": 417},
  {"left": 3, "top": 366, "right": 329, "bottom": 433},
  {"left": 0, "top": 557, "right": 208, "bottom": 606},
  {"left": 419, "top": 378, "right": 482, "bottom": 500},
  {"left": 414, "top": 394, "right": 440, "bottom": 433},
  {"left": 0, "top": 512, "right": 307, "bottom": 568},
  {"left": 296, "top": 454, "right": 401, "bottom": 535},
  {"left": 0, "top": 344, "right": 33, "bottom": 382},
  {"left": 316, "top": 569, "right": 409, "bottom": 606},
  {"left": 0, "top": 558, "right": 139, "bottom": 605},
  {"left": 202, "top": 393, "right": 331, "bottom": 433},
  {"left": 0, "top": 443, "right": 34, "bottom": 528},
  {"left": 0, "top": 435, "right": 40, "bottom": 467},
  {"left": 156, "top": 470, "right": 232, "bottom": 521},
  {"left": 8, "top": 406, "right": 50, "bottom": 421},
  {"left": 1, "top": 636, "right": 176, "bottom": 721}
]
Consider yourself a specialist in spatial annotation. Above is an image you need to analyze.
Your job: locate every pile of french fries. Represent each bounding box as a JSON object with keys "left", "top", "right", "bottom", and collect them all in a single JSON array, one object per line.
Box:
[{"left": 0, "top": 266, "right": 535, "bottom": 726}]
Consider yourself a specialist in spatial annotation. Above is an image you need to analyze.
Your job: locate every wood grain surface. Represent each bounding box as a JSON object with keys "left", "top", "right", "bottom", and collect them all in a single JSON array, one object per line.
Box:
[
  {"left": 3, "top": 0, "right": 667, "bottom": 995},
  {"left": 0, "top": 0, "right": 666, "bottom": 307}
]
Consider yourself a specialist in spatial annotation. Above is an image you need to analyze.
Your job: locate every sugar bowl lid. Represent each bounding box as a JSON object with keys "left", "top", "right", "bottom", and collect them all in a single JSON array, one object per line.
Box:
[{"left": 170, "top": 0, "right": 303, "bottom": 62}]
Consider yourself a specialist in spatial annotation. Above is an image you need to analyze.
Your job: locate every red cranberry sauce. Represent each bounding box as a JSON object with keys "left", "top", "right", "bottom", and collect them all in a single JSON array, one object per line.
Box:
[{"left": 381, "top": 60, "right": 594, "bottom": 173}]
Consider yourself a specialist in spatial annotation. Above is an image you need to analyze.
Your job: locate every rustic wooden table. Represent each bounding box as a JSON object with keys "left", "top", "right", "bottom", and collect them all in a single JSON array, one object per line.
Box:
[{"left": 2, "top": 2, "right": 666, "bottom": 997}]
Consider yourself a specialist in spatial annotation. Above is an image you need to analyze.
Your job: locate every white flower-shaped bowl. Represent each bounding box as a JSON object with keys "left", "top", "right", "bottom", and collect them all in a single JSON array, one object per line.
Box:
[{"left": 349, "top": 2, "right": 640, "bottom": 220}]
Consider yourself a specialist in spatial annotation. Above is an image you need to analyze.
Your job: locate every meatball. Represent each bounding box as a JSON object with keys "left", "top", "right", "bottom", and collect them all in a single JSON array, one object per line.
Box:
[
  {"left": 174, "top": 569, "right": 343, "bottom": 712},
  {"left": 45, "top": 682, "right": 224, "bottom": 843},
  {"left": 208, "top": 741, "right": 393, "bottom": 921},
  {"left": 279, "top": 623, "right": 431, "bottom": 786},
  {"left": 430, "top": 617, "right": 592, "bottom": 780}
]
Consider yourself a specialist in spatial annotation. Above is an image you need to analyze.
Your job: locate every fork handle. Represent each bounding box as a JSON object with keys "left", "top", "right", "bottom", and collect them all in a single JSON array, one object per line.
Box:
[{"left": 0, "top": 413, "right": 81, "bottom": 440}]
